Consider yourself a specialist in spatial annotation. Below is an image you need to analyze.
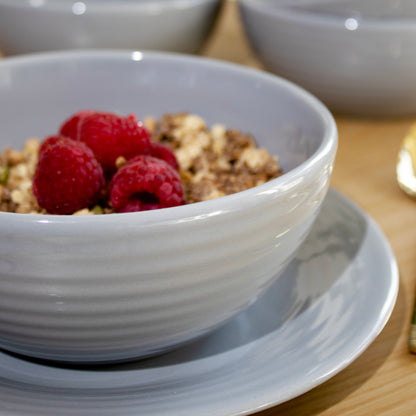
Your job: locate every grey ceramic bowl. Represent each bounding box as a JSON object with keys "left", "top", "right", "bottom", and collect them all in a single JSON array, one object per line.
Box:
[
  {"left": 0, "top": 0, "right": 222, "bottom": 55},
  {"left": 0, "top": 50, "right": 337, "bottom": 363},
  {"left": 238, "top": 0, "right": 416, "bottom": 116}
]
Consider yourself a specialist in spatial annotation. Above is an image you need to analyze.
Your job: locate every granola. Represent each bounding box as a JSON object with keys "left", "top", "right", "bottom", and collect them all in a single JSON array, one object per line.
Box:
[
  {"left": 146, "top": 113, "right": 282, "bottom": 204},
  {"left": 0, "top": 113, "right": 282, "bottom": 214}
]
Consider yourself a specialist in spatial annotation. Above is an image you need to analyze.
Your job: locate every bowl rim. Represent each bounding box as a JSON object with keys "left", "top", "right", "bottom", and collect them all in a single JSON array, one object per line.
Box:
[
  {"left": 238, "top": 0, "right": 416, "bottom": 30},
  {"left": 0, "top": 0, "right": 220, "bottom": 12},
  {"left": 0, "top": 49, "right": 337, "bottom": 227}
]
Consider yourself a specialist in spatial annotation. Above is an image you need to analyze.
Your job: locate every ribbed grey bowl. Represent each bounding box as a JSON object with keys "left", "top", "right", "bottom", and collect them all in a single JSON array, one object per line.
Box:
[
  {"left": 0, "top": 0, "right": 222, "bottom": 55},
  {"left": 238, "top": 0, "right": 416, "bottom": 116},
  {"left": 0, "top": 50, "right": 337, "bottom": 363}
]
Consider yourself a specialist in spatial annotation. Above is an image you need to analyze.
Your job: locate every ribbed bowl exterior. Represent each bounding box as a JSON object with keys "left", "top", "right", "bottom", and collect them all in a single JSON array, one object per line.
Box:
[
  {"left": 239, "top": 0, "right": 416, "bottom": 116},
  {"left": 0, "top": 51, "right": 337, "bottom": 362},
  {"left": 0, "top": 166, "right": 332, "bottom": 362},
  {"left": 0, "top": 0, "right": 222, "bottom": 55}
]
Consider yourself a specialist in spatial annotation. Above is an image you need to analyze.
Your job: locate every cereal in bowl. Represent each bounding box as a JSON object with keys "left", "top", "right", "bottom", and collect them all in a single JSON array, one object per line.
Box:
[{"left": 0, "top": 111, "right": 282, "bottom": 215}]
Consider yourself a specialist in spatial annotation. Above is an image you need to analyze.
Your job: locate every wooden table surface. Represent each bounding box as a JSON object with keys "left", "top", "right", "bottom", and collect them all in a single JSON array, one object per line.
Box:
[{"left": 203, "top": 1, "right": 416, "bottom": 415}]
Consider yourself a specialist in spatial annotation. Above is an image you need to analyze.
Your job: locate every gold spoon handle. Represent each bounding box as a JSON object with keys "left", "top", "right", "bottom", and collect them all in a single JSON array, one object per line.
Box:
[{"left": 397, "top": 124, "right": 416, "bottom": 197}]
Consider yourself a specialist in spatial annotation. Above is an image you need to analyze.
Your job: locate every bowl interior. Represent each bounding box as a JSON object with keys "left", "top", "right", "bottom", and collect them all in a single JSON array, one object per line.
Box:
[{"left": 0, "top": 51, "right": 333, "bottom": 178}]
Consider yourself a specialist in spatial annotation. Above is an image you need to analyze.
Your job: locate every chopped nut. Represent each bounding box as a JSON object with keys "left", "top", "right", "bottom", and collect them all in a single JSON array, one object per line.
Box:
[
  {"left": 11, "top": 189, "right": 24, "bottom": 204},
  {"left": 143, "top": 116, "right": 157, "bottom": 134},
  {"left": 23, "top": 138, "right": 41, "bottom": 156},
  {"left": 73, "top": 208, "right": 95, "bottom": 216},
  {"left": 19, "top": 180, "right": 32, "bottom": 193},
  {"left": 205, "top": 189, "right": 226, "bottom": 200},
  {"left": 181, "top": 114, "right": 206, "bottom": 132},
  {"left": 211, "top": 124, "right": 227, "bottom": 155},
  {"left": 115, "top": 156, "right": 127, "bottom": 169},
  {"left": 236, "top": 148, "right": 276, "bottom": 172},
  {"left": 6, "top": 148, "right": 25, "bottom": 165},
  {"left": 13, "top": 163, "right": 29, "bottom": 179}
]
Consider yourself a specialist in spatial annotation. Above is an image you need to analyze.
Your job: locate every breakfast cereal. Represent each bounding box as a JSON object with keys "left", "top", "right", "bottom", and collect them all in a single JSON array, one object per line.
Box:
[{"left": 0, "top": 112, "right": 282, "bottom": 214}]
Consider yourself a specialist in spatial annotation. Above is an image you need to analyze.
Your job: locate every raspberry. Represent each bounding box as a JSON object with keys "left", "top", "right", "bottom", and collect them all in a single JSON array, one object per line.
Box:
[
  {"left": 59, "top": 110, "right": 94, "bottom": 140},
  {"left": 33, "top": 138, "right": 105, "bottom": 214},
  {"left": 38, "top": 135, "right": 68, "bottom": 157},
  {"left": 118, "top": 114, "right": 152, "bottom": 162},
  {"left": 149, "top": 142, "right": 179, "bottom": 170},
  {"left": 110, "top": 155, "right": 185, "bottom": 213},
  {"left": 77, "top": 112, "right": 151, "bottom": 174}
]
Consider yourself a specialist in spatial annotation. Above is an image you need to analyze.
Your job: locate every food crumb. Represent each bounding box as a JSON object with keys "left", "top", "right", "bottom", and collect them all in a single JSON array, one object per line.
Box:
[
  {"left": 0, "top": 138, "right": 45, "bottom": 214},
  {"left": 148, "top": 113, "right": 282, "bottom": 203}
]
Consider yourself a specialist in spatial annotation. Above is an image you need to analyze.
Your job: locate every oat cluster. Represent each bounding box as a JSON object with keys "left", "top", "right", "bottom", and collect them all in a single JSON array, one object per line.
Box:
[
  {"left": 146, "top": 113, "right": 282, "bottom": 203},
  {"left": 0, "top": 138, "right": 44, "bottom": 214},
  {"left": 0, "top": 113, "right": 282, "bottom": 214}
]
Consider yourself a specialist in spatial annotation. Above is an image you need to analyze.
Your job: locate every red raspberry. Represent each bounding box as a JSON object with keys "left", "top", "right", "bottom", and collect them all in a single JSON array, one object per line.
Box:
[
  {"left": 110, "top": 155, "right": 185, "bottom": 213},
  {"left": 38, "top": 135, "right": 68, "bottom": 157},
  {"left": 77, "top": 112, "right": 151, "bottom": 174},
  {"left": 33, "top": 138, "right": 105, "bottom": 214},
  {"left": 149, "top": 142, "right": 179, "bottom": 170},
  {"left": 59, "top": 110, "right": 94, "bottom": 140},
  {"left": 118, "top": 114, "right": 152, "bottom": 161}
]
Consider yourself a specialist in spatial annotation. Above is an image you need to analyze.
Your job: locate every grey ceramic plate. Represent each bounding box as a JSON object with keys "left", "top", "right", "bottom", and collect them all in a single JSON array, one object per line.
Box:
[{"left": 0, "top": 189, "right": 398, "bottom": 416}]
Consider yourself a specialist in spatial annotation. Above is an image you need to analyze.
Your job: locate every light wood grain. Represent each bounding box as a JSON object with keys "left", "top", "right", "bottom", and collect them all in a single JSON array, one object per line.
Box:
[{"left": 203, "top": 1, "right": 416, "bottom": 415}]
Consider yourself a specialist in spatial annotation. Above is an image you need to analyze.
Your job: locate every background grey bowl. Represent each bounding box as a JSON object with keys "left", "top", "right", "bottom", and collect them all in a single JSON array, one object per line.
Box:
[
  {"left": 0, "top": 0, "right": 223, "bottom": 55},
  {"left": 238, "top": 0, "right": 416, "bottom": 116}
]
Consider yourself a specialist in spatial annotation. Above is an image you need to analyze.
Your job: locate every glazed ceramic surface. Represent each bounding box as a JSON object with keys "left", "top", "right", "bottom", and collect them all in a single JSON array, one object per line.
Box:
[
  {"left": 0, "top": 190, "right": 398, "bottom": 415},
  {"left": 0, "top": 0, "right": 222, "bottom": 55},
  {"left": 0, "top": 50, "right": 337, "bottom": 362},
  {"left": 238, "top": 0, "right": 416, "bottom": 116}
]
